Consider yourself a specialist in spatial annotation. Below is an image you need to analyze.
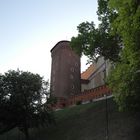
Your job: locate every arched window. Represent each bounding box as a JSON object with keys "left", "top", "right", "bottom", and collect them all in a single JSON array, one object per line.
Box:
[
  {"left": 70, "top": 74, "right": 74, "bottom": 79},
  {"left": 70, "top": 67, "right": 74, "bottom": 72}
]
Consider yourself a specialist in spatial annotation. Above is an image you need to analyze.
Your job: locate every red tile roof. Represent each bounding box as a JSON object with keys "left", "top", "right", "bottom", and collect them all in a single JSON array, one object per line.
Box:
[{"left": 81, "top": 64, "right": 94, "bottom": 80}]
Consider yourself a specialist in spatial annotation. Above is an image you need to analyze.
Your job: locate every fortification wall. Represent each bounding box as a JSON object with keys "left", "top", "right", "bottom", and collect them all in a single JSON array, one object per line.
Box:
[{"left": 52, "top": 85, "right": 112, "bottom": 109}]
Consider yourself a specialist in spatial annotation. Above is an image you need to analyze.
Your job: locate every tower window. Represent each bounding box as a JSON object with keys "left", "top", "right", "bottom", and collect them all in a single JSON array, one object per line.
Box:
[
  {"left": 71, "top": 84, "right": 74, "bottom": 89},
  {"left": 75, "top": 62, "right": 78, "bottom": 67},
  {"left": 70, "top": 67, "right": 74, "bottom": 72},
  {"left": 70, "top": 74, "right": 74, "bottom": 79}
]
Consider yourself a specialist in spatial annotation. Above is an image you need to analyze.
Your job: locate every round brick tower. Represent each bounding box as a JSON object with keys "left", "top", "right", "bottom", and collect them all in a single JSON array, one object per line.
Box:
[{"left": 50, "top": 40, "right": 81, "bottom": 101}]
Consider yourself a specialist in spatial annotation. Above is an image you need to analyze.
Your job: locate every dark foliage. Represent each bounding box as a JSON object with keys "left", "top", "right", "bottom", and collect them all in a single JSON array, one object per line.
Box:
[{"left": 0, "top": 70, "right": 54, "bottom": 140}]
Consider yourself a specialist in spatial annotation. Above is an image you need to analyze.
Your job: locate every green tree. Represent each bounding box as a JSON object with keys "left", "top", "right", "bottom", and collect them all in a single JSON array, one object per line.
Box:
[
  {"left": 70, "top": 0, "right": 121, "bottom": 62},
  {"left": 107, "top": 0, "right": 140, "bottom": 111},
  {"left": 0, "top": 70, "right": 54, "bottom": 140},
  {"left": 70, "top": 0, "right": 140, "bottom": 111},
  {"left": 70, "top": 21, "right": 121, "bottom": 62}
]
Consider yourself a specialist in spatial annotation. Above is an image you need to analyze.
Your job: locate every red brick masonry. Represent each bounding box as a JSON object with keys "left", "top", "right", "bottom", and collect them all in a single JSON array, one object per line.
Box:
[{"left": 51, "top": 85, "right": 111, "bottom": 109}]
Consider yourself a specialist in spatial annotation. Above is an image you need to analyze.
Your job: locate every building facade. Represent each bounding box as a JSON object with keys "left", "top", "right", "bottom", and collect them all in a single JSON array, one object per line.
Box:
[{"left": 81, "top": 56, "right": 112, "bottom": 92}]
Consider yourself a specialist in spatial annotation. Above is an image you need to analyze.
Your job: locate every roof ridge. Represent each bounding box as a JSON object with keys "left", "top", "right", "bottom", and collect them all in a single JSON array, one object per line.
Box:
[
  {"left": 50, "top": 40, "right": 70, "bottom": 52},
  {"left": 81, "top": 64, "right": 94, "bottom": 80},
  {"left": 81, "top": 64, "right": 93, "bottom": 74}
]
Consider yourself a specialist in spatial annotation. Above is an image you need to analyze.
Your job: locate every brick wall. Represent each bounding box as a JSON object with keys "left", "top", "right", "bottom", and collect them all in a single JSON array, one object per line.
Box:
[
  {"left": 68, "top": 85, "right": 111, "bottom": 105},
  {"left": 52, "top": 85, "right": 111, "bottom": 109},
  {"left": 50, "top": 41, "right": 81, "bottom": 99}
]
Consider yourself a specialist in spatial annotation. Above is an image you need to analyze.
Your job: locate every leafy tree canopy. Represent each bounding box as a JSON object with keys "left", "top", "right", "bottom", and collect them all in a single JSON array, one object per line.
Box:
[
  {"left": 70, "top": 0, "right": 121, "bottom": 62},
  {"left": 107, "top": 0, "right": 140, "bottom": 111},
  {"left": 71, "top": 0, "right": 140, "bottom": 111},
  {"left": 0, "top": 70, "right": 54, "bottom": 140}
]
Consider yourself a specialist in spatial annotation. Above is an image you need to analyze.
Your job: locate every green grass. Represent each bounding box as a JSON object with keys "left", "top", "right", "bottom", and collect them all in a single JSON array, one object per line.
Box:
[{"left": 0, "top": 98, "right": 140, "bottom": 140}]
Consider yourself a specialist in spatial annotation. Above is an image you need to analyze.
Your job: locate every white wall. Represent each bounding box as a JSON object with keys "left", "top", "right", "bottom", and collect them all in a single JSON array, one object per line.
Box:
[{"left": 81, "top": 56, "right": 111, "bottom": 91}]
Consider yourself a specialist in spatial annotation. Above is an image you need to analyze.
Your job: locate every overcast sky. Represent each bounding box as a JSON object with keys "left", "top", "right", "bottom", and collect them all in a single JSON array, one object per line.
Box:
[{"left": 0, "top": 0, "right": 99, "bottom": 80}]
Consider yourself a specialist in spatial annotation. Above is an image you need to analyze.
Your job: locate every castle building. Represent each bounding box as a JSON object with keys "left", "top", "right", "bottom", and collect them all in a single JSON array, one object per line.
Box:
[
  {"left": 81, "top": 57, "right": 111, "bottom": 92},
  {"left": 50, "top": 40, "right": 112, "bottom": 108},
  {"left": 50, "top": 41, "right": 81, "bottom": 101}
]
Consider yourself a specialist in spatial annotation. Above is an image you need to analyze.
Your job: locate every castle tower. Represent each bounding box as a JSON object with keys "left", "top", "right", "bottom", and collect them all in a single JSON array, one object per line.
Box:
[{"left": 50, "top": 41, "right": 81, "bottom": 100}]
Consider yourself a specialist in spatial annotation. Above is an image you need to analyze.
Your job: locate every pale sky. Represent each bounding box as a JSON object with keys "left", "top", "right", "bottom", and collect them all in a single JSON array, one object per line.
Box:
[{"left": 0, "top": 0, "right": 99, "bottom": 80}]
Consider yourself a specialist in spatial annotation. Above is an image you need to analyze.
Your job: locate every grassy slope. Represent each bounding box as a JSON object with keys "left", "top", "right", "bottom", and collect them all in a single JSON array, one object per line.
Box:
[{"left": 0, "top": 98, "right": 140, "bottom": 140}]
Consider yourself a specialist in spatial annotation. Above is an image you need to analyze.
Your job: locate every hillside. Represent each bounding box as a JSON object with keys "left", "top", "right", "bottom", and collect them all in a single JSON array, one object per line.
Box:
[{"left": 0, "top": 98, "right": 140, "bottom": 140}]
